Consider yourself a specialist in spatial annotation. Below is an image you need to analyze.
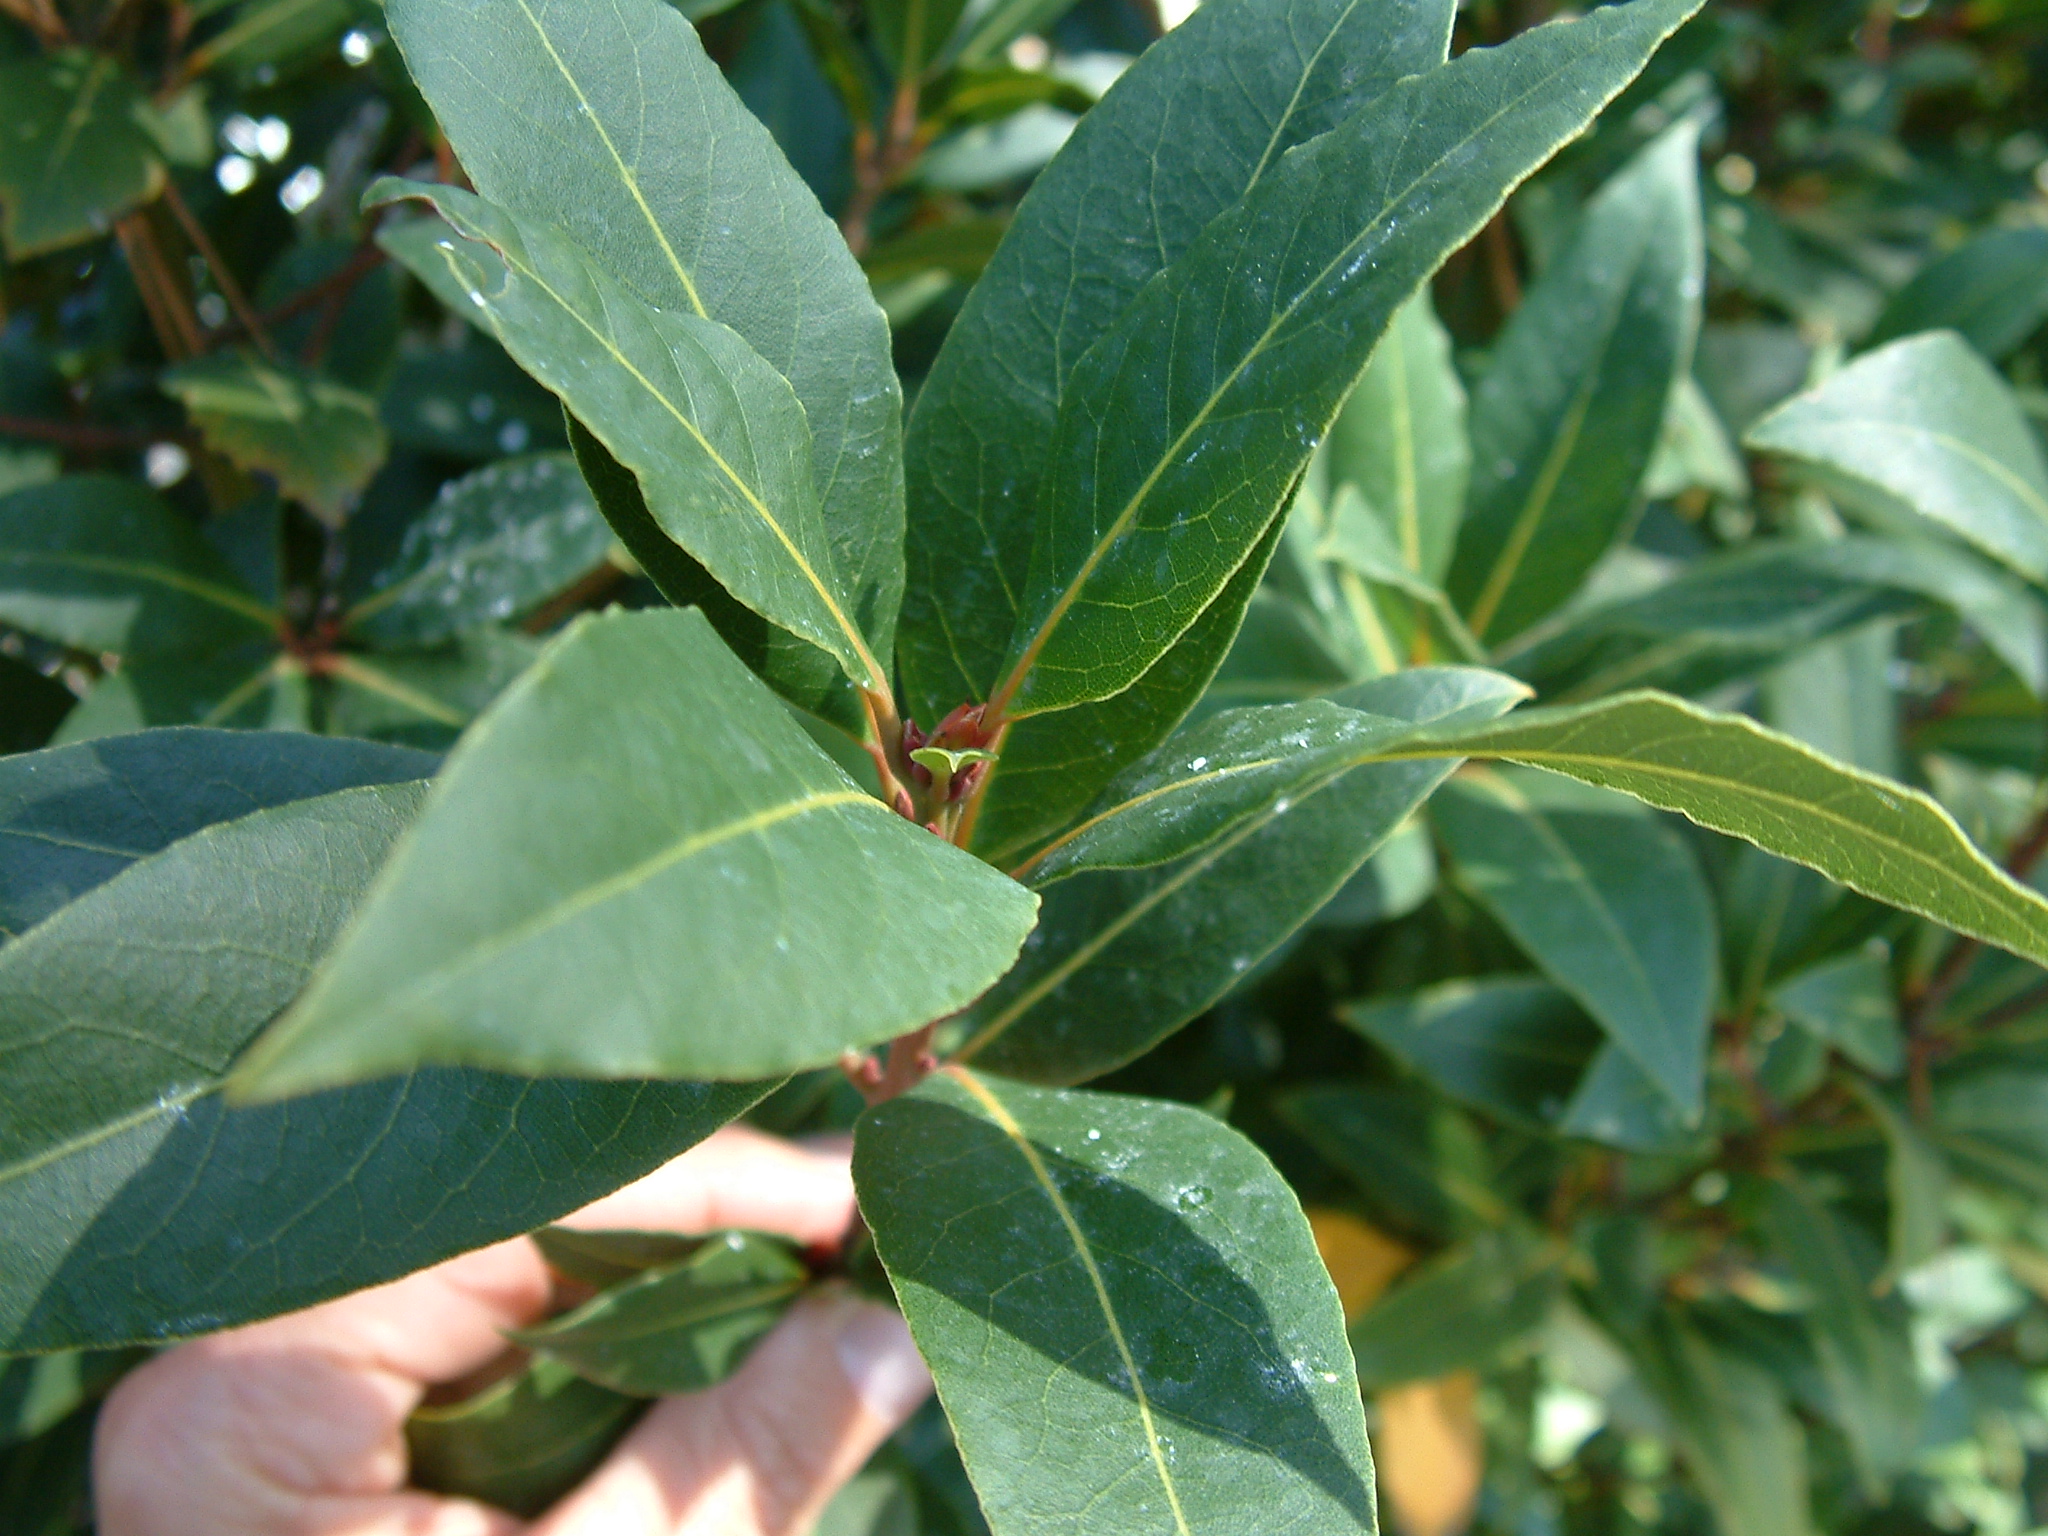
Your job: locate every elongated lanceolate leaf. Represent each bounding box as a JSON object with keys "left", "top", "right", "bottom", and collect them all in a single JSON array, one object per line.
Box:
[
  {"left": 856, "top": 1069, "right": 1377, "bottom": 1535},
  {"left": 899, "top": 0, "right": 1456, "bottom": 722},
  {"left": 373, "top": 184, "right": 887, "bottom": 691},
  {"left": 0, "top": 773, "right": 759, "bottom": 1352},
  {"left": 955, "top": 668, "right": 1529, "bottom": 1084},
  {"left": 0, "top": 783, "right": 426, "bottom": 1184},
  {"left": 515, "top": 1232, "right": 806, "bottom": 1395},
  {"left": 1343, "top": 978, "right": 1603, "bottom": 1131},
  {"left": 406, "top": 1357, "right": 643, "bottom": 1518},
  {"left": 1433, "top": 766, "right": 1717, "bottom": 1121},
  {"left": 563, "top": 414, "right": 862, "bottom": 734},
  {"left": 232, "top": 608, "right": 1038, "bottom": 1096},
  {"left": 0, "top": 52, "right": 164, "bottom": 259},
  {"left": 0, "top": 727, "right": 433, "bottom": 942},
  {"left": 1347, "top": 1229, "right": 1557, "bottom": 1389},
  {"left": 1866, "top": 228, "right": 2048, "bottom": 361},
  {"left": 385, "top": 0, "right": 902, "bottom": 657},
  {"left": 0, "top": 476, "right": 275, "bottom": 657},
  {"left": 346, "top": 452, "right": 614, "bottom": 645},
  {"left": 994, "top": 0, "right": 1704, "bottom": 718},
  {"left": 1505, "top": 534, "right": 2048, "bottom": 703},
  {"left": 1447, "top": 121, "right": 1703, "bottom": 643},
  {"left": 966, "top": 513, "right": 1286, "bottom": 865},
  {"left": 1325, "top": 290, "right": 1470, "bottom": 583},
  {"left": 1744, "top": 332, "right": 2048, "bottom": 583},
  {"left": 1388, "top": 691, "right": 2048, "bottom": 969}
]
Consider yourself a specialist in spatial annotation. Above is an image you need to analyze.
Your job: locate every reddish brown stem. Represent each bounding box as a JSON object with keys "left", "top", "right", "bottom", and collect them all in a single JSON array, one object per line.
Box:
[
  {"left": 0, "top": 414, "right": 194, "bottom": 451},
  {"left": 161, "top": 179, "right": 278, "bottom": 362},
  {"left": 114, "top": 211, "right": 205, "bottom": 361}
]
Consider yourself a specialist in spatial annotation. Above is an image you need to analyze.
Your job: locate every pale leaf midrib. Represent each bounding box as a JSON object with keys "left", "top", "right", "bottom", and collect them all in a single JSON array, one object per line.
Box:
[
  {"left": 947, "top": 1067, "right": 1194, "bottom": 1536},
  {"left": 440, "top": 228, "right": 883, "bottom": 688},
  {"left": 507, "top": 0, "right": 709, "bottom": 319},
  {"left": 999, "top": 32, "right": 1645, "bottom": 712},
  {"left": 2, "top": 550, "right": 278, "bottom": 628},
  {"left": 1778, "top": 419, "right": 2048, "bottom": 529},
  {"left": 0, "top": 1085, "right": 207, "bottom": 1191},
  {"left": 301, "top": 788, "right": 874, "bottom": 1032},
  {"left": 323, "top": 654, "right": 468, "bottom": 727}
]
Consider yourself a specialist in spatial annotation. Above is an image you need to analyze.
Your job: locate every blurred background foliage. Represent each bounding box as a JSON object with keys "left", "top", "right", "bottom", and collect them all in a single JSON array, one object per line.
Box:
[{"left": 5, "top": 0, "right": 2048, "bottom": 1529}]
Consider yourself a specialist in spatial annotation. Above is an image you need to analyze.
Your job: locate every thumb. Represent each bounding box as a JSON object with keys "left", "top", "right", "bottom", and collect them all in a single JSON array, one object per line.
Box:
[{"left": 533, "top": 1290, "right": 934, "bottom": 1536}]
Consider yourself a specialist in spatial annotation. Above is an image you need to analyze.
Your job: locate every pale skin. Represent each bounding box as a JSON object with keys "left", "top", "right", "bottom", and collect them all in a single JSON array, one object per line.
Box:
[{"left": 93, "top": 1127, "right": 934, "bottom": 1536}]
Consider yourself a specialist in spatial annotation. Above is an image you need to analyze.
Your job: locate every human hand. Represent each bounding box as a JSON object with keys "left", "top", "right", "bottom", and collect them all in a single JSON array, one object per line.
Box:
[{"left": 94, "top": 1126, "right": 932, "bottom": 1536}]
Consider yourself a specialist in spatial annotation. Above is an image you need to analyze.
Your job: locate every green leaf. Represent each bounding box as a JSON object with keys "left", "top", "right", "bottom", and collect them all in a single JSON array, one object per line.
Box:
[
  {"left": 855, "top": 1069, "right": 1377, "bottom": 1536},
  {"left": 531, "top": 1228, "right": 709, "bottom": 1289},
  {"left": 1929, "top": 1066, "right": 2048, "bottom": 1198},
  {"left": 1506, "top": 534, "right": 2048, "bottom": 703},
  {"left": 1324, "top": 290, "right": 1469, "bottom": 583},
  {"left": 1017, "top": 700, "right": 1437, "bottom": 885},
  {"left": 0, "top": 781, "right": 427, "bottom": 1205},
  {"left": 515, "top": 1232, "right": 807, "bottom": 1395},
  {"left": 1769, "top": 947, "right": 1901, "bottom": 1077},
  {"left": 325, "top": 629, "right": 544, "bottom": 747},
  {"left": 5, "top": 1065, "right": 766, "bottom": 1351},
  {"left": 899, "top": 0, "right": 1456, "bottom": 723},
  {"left": 51, "top": 644, "right": 305, "bottom": 740},
  {"left": 869, "top": 0, "right": 972, "bottom": 77},
  {"left": 0, "top": 52, "right": 164, "bottom": 260},
  {"left": 383, "top": 0, "right": 902, "bottom": 658},
  {"left": 406, "top": 1357, "right": 643, "bottom": 1519},
  {"left": 953, "top": 667, "right": 1527, "bottom": 1084},
  {"left": 966, "top": 512, "right": 1285, "bottom": 867},
  {"left": 1346, "top": 1229, "right": 1557, "bottom": 1389},
  {"left": 345, "top": 453, "right": 614, "bottom": 646},
  {"left": 1432, "top": 765, "right": 1717, "bottom": 1121},
  {"left": 0, "top": 1351, "right": 144, "bottom": 1448},
  {"left": 1867, "top": 227, "right": 2048, "bottom": 361},
  {"left": 232, "top": 608, "right": 1038, "bottom": 1096},
  {"left": 1850, "top": 1081, "right": 1948, "bottom": 1281},
  {"left": 160, "top": 354, "right": 389, "bottom": 526},
  {"left": 1744, "top": 331, "right": 2048, "bottom": 583},
  {"left": 1446, "top": 122, "right": 1703, "bottom": 644},
  {"left": 1761, "top": 1176, "right": 1922, "bottom": 1493},
  {"left": 1643, "top": 374, "right": 1749, "bottom": 501},
  {"left": 995, "top": 0, "right": 1703, "bottom": 718},
  {"left": 1626, "top": 1316, "right": 1816, "bottom": 1536},
  {"left": 0, "top": 475, "right": 275, "bottom": 656},
  {"left": 0, "top": 726, "right": 433, "bottom": 943},
  {"left": 1384, "top": 691, "right": 2048, "bottom": 970},
  {"left": 375, "top": 186, "right": 888, "bottom": 692},
  {"left": 1342, "top": 978, "right": 1602, "bottom": 1131},
  {"left": 1558, "top": 1042, "right": 1703, "bottom": 1152},
  {"left": 1277, "top": 1084, "right": 1495, "bottom": 1238},
  {"left": 564, "top": 414, "right": 863, "bottom": 735},
  {"left": 182, "top": 0, "right": 354, "bottom": 80}
]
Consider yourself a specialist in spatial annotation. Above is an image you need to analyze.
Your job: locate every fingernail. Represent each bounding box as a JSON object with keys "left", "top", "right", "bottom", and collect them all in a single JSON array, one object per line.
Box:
[{"left": 833, "top": 1304, "right": 932, "bottom": 1422}]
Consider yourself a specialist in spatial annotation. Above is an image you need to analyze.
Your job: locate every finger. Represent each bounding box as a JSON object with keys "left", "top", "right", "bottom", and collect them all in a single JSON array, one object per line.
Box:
[
  {"left": 533, "top": 1291, "right": 932, "bottom": 1536},
  {"left": 94, "top": 1241, "right": 553, "bottom": 1534},
  {"left": 559, "top": 1126, "right": 856, "bottom": 1247}
]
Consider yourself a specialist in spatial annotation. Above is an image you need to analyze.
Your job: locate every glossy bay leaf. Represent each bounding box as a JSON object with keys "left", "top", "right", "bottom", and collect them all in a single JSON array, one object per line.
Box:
[
  {"left": 515, "top": 1232, "right": 807, "bottom": 1396},
  {"left": 1446, "top": 121, "right": 1703, "bottom": 643},
  {"left": 0, "top": 475, "right": 275, "bottom": 657},
  {"left": 1761, "top": 1176, "right": 1922, "bottom": 1493},
  {"left": 1743, "top": 331, "right": 2048, "bottom": 583},
  {"left": 995, "top": 0, "right": 1704, "bottom": 718},
  {"left": 160, "top": 354, "right": 389, "bottom": 526},
  {"left": 0, "top": 727, "right": 433, "bottom": 942},
  {"left": 1341, "top": 977, "right": 1602, "bottom": 1131},
  {"left": 1769, "top": 947, "right": 1902, "bottom": 1076},
  {"left": 1866, "top": 227, "right": 2048, "bottom": 361},
  {"left": 954, "top": 667, "right": 1528, "bottom": 1083},
  {"left": 384, "top": 0, "right": 903, "bottom": 661},
  {"left": 1384, "top": 691, "right": 2048, "bottom": 970},
  {"left": 965, "top": 512, "right": 1285, "bottom": 868},
  {"left": 855, "top": 1069, "right": 1377, "bottom": 1536},
  {"left": 345, "top": 453, "right": 614, "bottom": 646},
  {"left": 232, "top": 608, "right": 1038, "bottom": 1095},
  {"left": 899, "top": 0, "right": 1456, "bottom": 722},
  {"left": 406, "top": 1356, "right": 643, "bottom": 1519},
  {"left": 1432, "top": 765, "right": 1717, "bottom": 1121},
  {"left": 0, "top": 52, "right": 164, "bottom": 259},
  {"left": 373, "top": 185, "right": 888, "bottom": 692},
  {"left": 1324, "top": 291, "right": 1470, "bottom": 583}
]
